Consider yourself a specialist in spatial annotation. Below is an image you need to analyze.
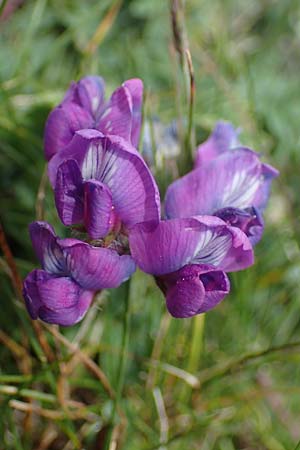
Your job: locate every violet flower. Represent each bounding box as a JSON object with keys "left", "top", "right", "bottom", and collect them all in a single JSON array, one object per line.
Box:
[
  {"left": 23, "top": 222, "right": 135, "bottom": 326},
  {"left": 129, "top": 216, "right": 254, "bottom": 318},
  {"left": 48, "top": 129, "right": 161, "bottom": 239},
  {"left": 44, "top": 76, "right": 143, "bottom": 160},
  {"left": 195, "top": 121, "right": 240, "bottom": 167},
  {"left": 165, "top": 148, "right": 278, "bottom": 245}
]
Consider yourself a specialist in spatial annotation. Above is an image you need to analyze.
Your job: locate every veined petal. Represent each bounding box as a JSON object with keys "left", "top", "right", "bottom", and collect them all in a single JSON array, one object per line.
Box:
[
  {"left": 55, "top": 160, "right": 84, "bottom": 226},
  {"left": 129, "top": 216, "right": 252, "bottom": 276},
  {"left": 29, "top": 222, "right": 66, "bottom": 275},
  {"left": 129, "top": 219, "right": 204, "bottom": 275},
  {"left": 165, "top": 270, "right": 206, "bottom": 318},
  {"left": 44, "top": 103, "right": 93, "bottom": 161},
  {"left": 98, "top": 135, "right": 160, "bottom": 226},
  {"left": 195, "top": 121, "right": 240, "bottom": 167},
  {"left": 162, "top": 264, "right": 230, "bottom": 317},
  {"left": 83, "top": 179, "right": 113, "bottom": 239},
  {"left": 61, "top": 81, "right": 78, "bottom": 104},
  {"left": 97, "top": 85, "right": 133, "bottom": 143},
  {"left": 23, "top": 269, "right": 93, "bottom": 326},
  {"left": 60, "top": 240, "right": 136, "bottom": 290},
  {"left": 23, "top": 269, "right": 43, "bottom": 319},
  {"left": 48, "top": 129, "right": 103, "bottom": 187},
  {"left": 192, "top": 215, "right": 254, "bottom": 271},
  {"left": 252, "top": 163, "right": 279, "bottom": 211},
  {"left": 62, "top": 76, "right": 105, "bottom": 120},
  {"left": 199, "top": 267, "right": 230, "bottom": 311},
  {"left": 218, "top": 223, "right": 254, "bottom": 271},
  {"left": 123, "top": 78, "right": 143, "bottom": 147},
  {"left": 76, "top": 76, "right": 105, "bottom": 119},
  {"left": 49, "top": 131, "right": 161, "bottom": 225},
  {"left": 165, "top": 148, "right": 276, "bottom": 219},
  {"left": 215, "top": 206, "right": 264, "bottom": 246}
]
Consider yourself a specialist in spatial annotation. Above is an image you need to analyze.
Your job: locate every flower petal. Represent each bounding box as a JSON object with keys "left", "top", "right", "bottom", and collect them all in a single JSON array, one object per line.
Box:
[
  {"left": 44, "top": 103, "right": 93, "bottom": 161},
  {"left": 60, "top": 240, "right": 136, "bottom": 290},
  {"left": 129, "top": 216, "right": 253, "bottom": 276},
  {"left": 195, "top": 121, "right": 240, "bottom": 167},
  {"left": 191, "top": 215, "right": 254, "bottom": 271},
  {"left": 23, "top": 269, "right": 43, "bottom": 319},
  {"left": 98, "top": 135, "right": 161, "bottom": 226},
  {"left": 123, "top": 78, "right": 143, "bottom": 147},
  {"left": 214, "top": 206, "right": 264, "bottom": 246},
  {"left": 23, "top": 269, "right": 93, "bottom": 326},
  {"left": 55, "top": 159, "right": 84, "bottom": 226},
  {"left": 49, "top": 131, "right": 161, "bottom": 226},
  {"left": 83, "top": 179, "right": 113, "bottom": 239},
  {"left": 48, "top": 129, "right": 103, "bottom": 187},
  {"left": 165, "top": 270, "right": 206, "bottom": 318},
  {"left": 29, "top": 222, "right": 66, "bottom": 275},
  {"left": 76, "top": 76, "right": 105, "bottom": 119},
  {"left": 162, "top": 264, "right": 230, "bottom": 318},
  {"left": 97, "top": 85, "right": 133, "bottom": 143},
  {"left": 198, "top": 266, "right": 230, "bottom": 311},
  {"left": 252, "top": 163, "right": 279, "bottom": 211},
  {"left": 218, "top": 223, "right": 254, "bottom": 272},
  {"left": 165, "top": 148, "right": 277, "bottom": 219},
  {"left": 129, "top": 219, "right": 205, "bottom": 275}
]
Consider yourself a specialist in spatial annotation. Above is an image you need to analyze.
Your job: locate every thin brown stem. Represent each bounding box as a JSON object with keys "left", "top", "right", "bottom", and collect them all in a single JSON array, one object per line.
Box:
[
  {"left": 0, "top": 220, "right": 55, "bottom": 362},
  {"left": 0, "top": 221, "right": 23, "bottom": 296},
  {"left": 184, "top": 48, "right": 195, "bottom": 161},
  {"left": 198, "top": 340, "right": 300, "bottom": 386},
  {"left": 9, "top": 399, "right": 98, "bottom": 421},
  {"left": 44, "top": 323, "right": 115, "bottom": 400}
]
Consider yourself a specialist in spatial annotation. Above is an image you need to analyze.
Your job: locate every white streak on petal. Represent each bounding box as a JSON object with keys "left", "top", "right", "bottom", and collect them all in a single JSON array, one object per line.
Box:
[
  {"left": 221, "top": 170, "right": 261, "bottom": 209},
  {"left": 82, "top": 143, "right": 101, "bottom": 179},
  {"left": 191, "top": 231, "right": 231, "bottom": 267}
]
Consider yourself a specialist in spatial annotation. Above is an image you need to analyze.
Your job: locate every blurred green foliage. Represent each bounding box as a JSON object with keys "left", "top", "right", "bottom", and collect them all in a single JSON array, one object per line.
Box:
[{"left": 1, "top": 0, "right": 300, "bottom": 449}]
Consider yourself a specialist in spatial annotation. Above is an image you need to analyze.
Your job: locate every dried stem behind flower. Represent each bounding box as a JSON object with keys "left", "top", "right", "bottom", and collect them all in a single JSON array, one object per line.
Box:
[
  {"left": 184, "top": 48, "right": 195, "bottom": 163},
  {"left": 170, "top": 0, "right": 195, "bottom": 173},
  {"left": 0, "top": 221, "right": 54, "bottom": 363},
  {"left": 170, "top": 0, "right": 184, "bottom": 68}
]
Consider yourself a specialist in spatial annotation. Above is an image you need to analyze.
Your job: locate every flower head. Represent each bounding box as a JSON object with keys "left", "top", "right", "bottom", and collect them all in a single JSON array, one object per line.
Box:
[
  {"left": 44, "top": 76, "right": 143, "bottom": 160},
  {"left": 48, "top": 130, "right": 161, "bottom": 239},
  {"left": 165, "top": 148, "right": 278, "bottom": 244},
  {"left": 129, "top": 216, "right": 253, "bottom": 317},
  {"left": 195, "top": 121, "right": 240, "bottom": 167},
  {"left": 23, "top": 222, "right": 135, "bottom": 326}
]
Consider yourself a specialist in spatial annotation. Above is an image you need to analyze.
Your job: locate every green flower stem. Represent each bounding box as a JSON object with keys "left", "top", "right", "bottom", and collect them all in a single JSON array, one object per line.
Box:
[
  {"left": 183, "top": 48, "right": 195, "bottom": 170},
  {"left": 104, "top": 279, "right": 131, "bottom": 449},
  {"left": 180, "top": 313, "right": 205, "bottom": 403},
  {"left": 114, "top": 279, "right": 131, "bottom": 417}
]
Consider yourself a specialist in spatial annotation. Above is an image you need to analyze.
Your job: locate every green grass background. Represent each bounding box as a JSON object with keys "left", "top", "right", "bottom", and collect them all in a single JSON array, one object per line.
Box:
[{"left": 1, "top": 0, "right": 300, "bottom": 448}]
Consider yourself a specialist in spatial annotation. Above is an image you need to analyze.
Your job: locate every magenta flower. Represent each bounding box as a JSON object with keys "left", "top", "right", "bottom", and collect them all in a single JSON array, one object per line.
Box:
[
  {"left": 195, "top": 121, "right": 240, "bottom": 167},
  {"left": 44, "top": 76, "right": 143, "bottom": 160},
  {"left": 129, "top": 216, "right": 254, "bottom": 317},
  {"left": 165, "top": 148, "right": 278, "bottom": 245},
  {"left": 47, "top": 129, "right": 160, "bottom": 239},
  {"left": 23, "top": 222, "right": 135, "bottom": 326}
]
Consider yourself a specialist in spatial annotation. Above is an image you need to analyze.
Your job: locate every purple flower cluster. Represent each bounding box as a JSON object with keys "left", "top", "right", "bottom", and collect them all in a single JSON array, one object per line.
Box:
[{"left": 23, "top": 77, "right": 278, "bottom": 325}]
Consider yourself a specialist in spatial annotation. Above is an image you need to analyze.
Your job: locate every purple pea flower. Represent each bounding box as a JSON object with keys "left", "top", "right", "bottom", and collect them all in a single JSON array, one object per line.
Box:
[
  {"left": 44, "top": 76, "right": 143, "bottom": 161},
  {"left": 129, "top": 216, "right": 254, "bottom": 318},
  {"left": 195, "top": 121, "right": 240, "bottom": 167},
  {"left": 23, "top": 222, "right": 135, "bottom": 326},
  {"left": 165, "top": 148, "right": 279, "bottom": 245},
  {"left": 48, "top": 129, "right": 160, "bottom": 239}
]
